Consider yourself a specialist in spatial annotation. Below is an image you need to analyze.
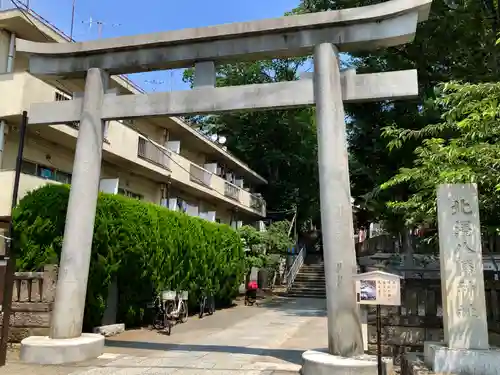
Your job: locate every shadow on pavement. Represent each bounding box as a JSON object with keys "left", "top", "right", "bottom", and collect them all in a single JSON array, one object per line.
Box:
[
  {"left": 105, "top": 340, "right": 305, "bottom": 365},
  {"left": 260, "top": 297, "right": 327, "bottom": 317}
]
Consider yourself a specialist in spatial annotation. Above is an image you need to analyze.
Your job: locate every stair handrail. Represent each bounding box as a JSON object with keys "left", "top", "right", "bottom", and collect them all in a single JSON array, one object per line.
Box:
[{"left": 286, "top": 246, "right": 306, "bottom": 291}]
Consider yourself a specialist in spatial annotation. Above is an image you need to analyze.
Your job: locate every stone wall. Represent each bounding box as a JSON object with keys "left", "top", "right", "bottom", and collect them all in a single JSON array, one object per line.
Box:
[
  {"left": 0, "top": 265, "right": 58, "bottom": 342},
  {"left": 401, "top": 353, "right": 433, "bottom": 375}
]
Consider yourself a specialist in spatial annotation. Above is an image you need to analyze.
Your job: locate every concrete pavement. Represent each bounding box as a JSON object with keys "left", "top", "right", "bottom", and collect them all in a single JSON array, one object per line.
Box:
[{"left": 4, "top": 297, "right": 327, "bottom": 375}]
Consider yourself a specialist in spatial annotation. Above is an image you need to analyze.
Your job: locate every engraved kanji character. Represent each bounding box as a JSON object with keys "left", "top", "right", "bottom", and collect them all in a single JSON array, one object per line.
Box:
[
  {"left": 453, "top": 221, "right": 473, "bottom": 237},
  {"left": 459, "top": 260, "right": 475, "bottom": 276},
  {"left": 456, "top": 240, "right": 476, "bottom": 253},
  {"left": 451, "top": 198, "right": 472, "bottom": 215}
]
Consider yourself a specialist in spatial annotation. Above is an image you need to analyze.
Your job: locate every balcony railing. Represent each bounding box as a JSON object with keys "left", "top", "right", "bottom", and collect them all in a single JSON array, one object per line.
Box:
[
  {"left": 137, "top": 137, "right": 170, "bottom": 170},
  {"left": 224, "top": 181, "right": 240, "bottom": 201},
  {"left": 190, "top": 163, "right": 212, "bottom": 187},
  {"left": 250, "top": 194, "right": 266, "bottom": 215}
]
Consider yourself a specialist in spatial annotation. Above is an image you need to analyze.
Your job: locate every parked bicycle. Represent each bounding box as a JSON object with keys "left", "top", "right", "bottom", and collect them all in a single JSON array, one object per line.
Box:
[
  {"left": 198, "top": 289, "right": 215, "bottom": 319},
  {"left": 147, "top": 290, "right": 188, "bottom": 335},
  {"left": 147, "top": 294, "right": 171, "bottom": 335},
  {"left": 163, "top": 290, "right": 188, "bottom": 330}
]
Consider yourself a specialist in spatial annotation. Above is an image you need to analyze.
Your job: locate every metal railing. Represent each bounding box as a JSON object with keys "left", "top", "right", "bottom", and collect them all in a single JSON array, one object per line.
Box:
[
  {"left": 250, "top": 194, "right": 265, "bottom": 215},
  {"left": 224, "top": 181, "right": 240, "bottom": 201},
  {"left": 137, "top": 137, "right": 170, "bottom": 170},
  {"left": 190, "top": 163, "right": 212, "bottom": 187},
  {"left": 285, "top": 246, "right": 306, "bottom": 291}
]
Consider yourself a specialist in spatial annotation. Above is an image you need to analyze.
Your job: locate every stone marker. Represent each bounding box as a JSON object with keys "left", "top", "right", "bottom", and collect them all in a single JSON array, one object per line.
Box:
[
  {"left": 436, "top": 183, "right": 488, "bottom": 350},
  {"left": 424, "top": 183, "right": 500, "bottom": 375}
]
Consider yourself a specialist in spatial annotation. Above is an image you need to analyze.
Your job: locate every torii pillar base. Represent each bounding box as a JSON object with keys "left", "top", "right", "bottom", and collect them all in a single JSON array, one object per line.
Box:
[
  {"left": 301, "top": 350, "right": 394, "bottom": 375},
  {"left": 20, "top": 334, "right": 104, "bottom": 365}
]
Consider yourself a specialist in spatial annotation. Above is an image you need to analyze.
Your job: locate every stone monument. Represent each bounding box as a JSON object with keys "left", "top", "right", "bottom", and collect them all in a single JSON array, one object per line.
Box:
[
  {"left": 425, "top": 184, "right": 500, "bottom": 375},
  {"left": 13, "top": 0, "right": 432, "bottom": 370}
]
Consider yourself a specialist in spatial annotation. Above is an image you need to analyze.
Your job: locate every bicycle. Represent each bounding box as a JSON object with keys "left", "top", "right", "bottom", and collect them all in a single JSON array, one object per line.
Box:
[
  {"left": 146, "top": 294, "right": 171, "bottom": 335},
  {"left": 198, "top": 290, "right": 215, "bottom": 319},
  {"left": 163, "top": 290, "right": 189, "bottom": 331}
]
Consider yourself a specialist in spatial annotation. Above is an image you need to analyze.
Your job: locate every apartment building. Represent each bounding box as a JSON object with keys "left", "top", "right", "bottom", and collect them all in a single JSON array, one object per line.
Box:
[{"left": 0, "top": 8, "right": 267, "bottom": 237}]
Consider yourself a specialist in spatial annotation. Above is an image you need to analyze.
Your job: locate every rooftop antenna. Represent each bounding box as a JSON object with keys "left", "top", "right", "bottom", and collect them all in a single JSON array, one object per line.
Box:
[
  {"left": 144, "top": 79, "right": 165, "bottom": 92},
  {"left": 70, "top": 0, "right": 76, "bottom": 40},
  {"left": 82, "top": 16, "right": 121, "bottom": 38}
]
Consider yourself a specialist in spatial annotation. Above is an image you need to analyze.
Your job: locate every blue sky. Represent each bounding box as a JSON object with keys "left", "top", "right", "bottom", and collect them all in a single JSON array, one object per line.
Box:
[{"left": 3, "top": 0, "right": 302, "bottom": 91}]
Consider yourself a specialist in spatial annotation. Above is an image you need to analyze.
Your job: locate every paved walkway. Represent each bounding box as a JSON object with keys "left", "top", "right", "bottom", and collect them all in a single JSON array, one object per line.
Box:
[{"left": 4, "top": 297, "right": 327, "bottom": 375}]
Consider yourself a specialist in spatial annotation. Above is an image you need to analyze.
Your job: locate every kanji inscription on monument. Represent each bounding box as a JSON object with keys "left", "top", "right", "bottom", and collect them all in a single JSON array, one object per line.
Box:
[{"left": 436, "top": 184, "right": 489, "bottom": 349}]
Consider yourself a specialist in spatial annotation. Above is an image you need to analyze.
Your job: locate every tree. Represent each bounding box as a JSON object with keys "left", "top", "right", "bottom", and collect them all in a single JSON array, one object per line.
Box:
[
  {"left": 183, "top": 60, "right": 320, "bottom": 226},
  {"left": 290, "top": 0, "right": 500, "bottom": 234},
  {"left": 381, "top": 81, "right": 500, "bottom": 233}
]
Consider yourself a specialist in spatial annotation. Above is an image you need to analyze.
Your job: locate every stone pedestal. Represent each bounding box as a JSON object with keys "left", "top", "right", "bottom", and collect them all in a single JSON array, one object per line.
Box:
[
  {"left": 302, "top": 350, "right": 393, "bottom": 375},
  {"left": 424, "top": 342, "right": 500, "bottom": 375},
  {"left": 20, "top": 333, "right": 104, "bottom": 365}
]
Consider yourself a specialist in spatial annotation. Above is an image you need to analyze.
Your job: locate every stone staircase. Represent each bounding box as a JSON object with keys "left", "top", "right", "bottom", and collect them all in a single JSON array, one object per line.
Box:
[{"left": 288, "top": 262, "right": 326, "bottom": 299}]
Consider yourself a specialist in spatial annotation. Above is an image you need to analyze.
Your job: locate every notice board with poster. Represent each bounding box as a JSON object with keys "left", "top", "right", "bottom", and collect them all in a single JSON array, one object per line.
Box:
[{"left": 353, "top": 270, "right": 402, "bottom": 306}]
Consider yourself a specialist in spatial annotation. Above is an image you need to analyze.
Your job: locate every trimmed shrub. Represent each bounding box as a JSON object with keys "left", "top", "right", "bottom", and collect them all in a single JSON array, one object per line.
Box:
[{"left": 12, "top": 184, "right": 245, "bottom": 330}]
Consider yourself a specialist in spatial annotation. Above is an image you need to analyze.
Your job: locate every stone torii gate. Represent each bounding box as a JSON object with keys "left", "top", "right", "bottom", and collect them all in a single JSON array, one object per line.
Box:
[{"left": 16, "top": 0, "right": 431, "bottom": 371}]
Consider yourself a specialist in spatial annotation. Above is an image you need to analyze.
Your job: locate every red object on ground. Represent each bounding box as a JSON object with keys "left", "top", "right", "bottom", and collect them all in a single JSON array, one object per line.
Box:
[{"left": 247, "top": 281, "right": 258, "bottom": 290}]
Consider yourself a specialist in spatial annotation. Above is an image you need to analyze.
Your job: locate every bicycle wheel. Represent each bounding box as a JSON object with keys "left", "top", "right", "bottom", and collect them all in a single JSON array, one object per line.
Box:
[
  {"left": 153, "top": 310, "right": 164, "bottom": 330},
  {"left": 164, "top": 301, "right": 175, "bottom": 327},
  {"left": 208, "top": 296, "right": 215, "bottom": 315},
  {"left": 180, "top": 300, "right": 188, "bottom": 323},
  {"left": 164, "top": 316, "right": 172, "bottom": 336},
  {"left": 199, "top": 298, "right": 205, "bottom": 319}
]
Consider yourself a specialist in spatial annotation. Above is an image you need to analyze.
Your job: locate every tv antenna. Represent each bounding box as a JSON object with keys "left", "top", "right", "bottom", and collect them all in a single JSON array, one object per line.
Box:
[
  {"left": 144, "top": 79, "right": 165, "bottom": 92},
  {"left": 82, "top": 16, "right": 121, "bottom": 38}
]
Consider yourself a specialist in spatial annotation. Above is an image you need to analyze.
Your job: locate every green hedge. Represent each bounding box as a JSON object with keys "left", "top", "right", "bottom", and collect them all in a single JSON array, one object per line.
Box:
[{"left": 12, "top": 184, "right": 245, "bottom": 330}]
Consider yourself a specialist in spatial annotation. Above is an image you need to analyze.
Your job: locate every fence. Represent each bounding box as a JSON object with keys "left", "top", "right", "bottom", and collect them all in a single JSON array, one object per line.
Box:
[
  {"left": 356, "top": 233, "right": 500, "bottom": 258},
  {"left": 0, "top": 265, "right": 58, "bottom": 342},
  {"left": 365, "top": 268, "right": 500, "bottom": 365}
]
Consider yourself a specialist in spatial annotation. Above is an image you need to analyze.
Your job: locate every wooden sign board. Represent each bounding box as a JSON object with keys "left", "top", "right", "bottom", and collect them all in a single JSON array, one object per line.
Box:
[{"left": 353, "top": 270, "right": 402, "bottom": 306}]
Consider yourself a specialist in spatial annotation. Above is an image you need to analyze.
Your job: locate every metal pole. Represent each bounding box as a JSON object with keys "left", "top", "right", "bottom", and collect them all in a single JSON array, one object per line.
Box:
[
  {"left": 6, "top": 32, "right": 15, "bottom": 73},
  {"left": 0, "top": 111, "right": 28, "bottom": 367},
  {"left": 70, "top": 0, "right": 76, "bottom": 40},
  {"left": 376, "top": 304, "right": 382, "bottom": 375}
]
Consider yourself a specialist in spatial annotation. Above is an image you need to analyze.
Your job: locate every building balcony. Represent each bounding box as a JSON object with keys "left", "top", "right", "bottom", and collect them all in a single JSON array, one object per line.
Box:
[
  {"left": 0, "top": 72, "right": 58, "bottom": 119},
  {"left": 137, "top": 136, "right": 170, "bottom": 170},
  {"left": 0, "top": 170, "right": 61, "bottom": 217},
  {"left": 250, "top": 194, "right": 266, "bottom": 217},
  {"left": 224, "top": 181, "right": 240, "bottom": 201},
  {"left": 1, "top": 73, "right": 266, "bottom": 217},
  {"left": 189, "top": 163, "right": 212, "bottom": 187}
]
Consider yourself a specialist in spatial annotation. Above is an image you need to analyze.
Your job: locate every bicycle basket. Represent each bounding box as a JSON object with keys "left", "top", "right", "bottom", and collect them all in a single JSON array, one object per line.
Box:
[
  {"left": 161, "top": 290, "right": 177, "bottom": 301},
  {"left": 179, "top": 290, "right": 189, "bottom": 300}
]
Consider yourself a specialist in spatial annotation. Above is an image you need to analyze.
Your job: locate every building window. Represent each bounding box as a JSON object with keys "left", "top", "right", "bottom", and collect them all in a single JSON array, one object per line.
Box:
[
  {"left": 21, "top": 160, "right": 72, "bottom": 184},
  {"left": 118, "top": 187, "right": 143, "bottom": 200}
]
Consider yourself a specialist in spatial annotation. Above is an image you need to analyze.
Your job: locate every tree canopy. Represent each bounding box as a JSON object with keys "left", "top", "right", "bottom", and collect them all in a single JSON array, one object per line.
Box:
[
  {"left": 183, "top": 60, "right": 320, "bottom": 228},
  {"left": 381, "top": 81, "right": 500, "bottom": 233},
  {"left": 291, "top": 0, "right": 500, "bottom": 233},
  {"left": 184, "top": 0, "right": 500, "bottom": 236}
]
